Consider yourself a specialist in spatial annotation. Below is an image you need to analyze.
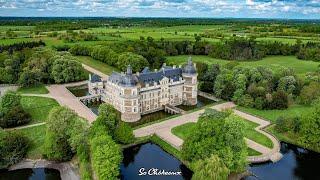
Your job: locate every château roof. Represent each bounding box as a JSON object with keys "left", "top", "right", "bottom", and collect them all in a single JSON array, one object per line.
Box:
[
  {"left": 107, "top": 58, "right": 196, "bottom": 88},
  {"left": 183, "top": 57, "right": 197, "bottom": 75},
  {"left": 90, "top": 74, "right": 102, "bottom": 83}
]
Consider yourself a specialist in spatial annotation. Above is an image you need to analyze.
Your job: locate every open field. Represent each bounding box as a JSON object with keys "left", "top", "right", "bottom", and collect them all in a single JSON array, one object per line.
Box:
[
  {"left": 1, "top": 24, "right": 320, "bottom": 47},
  {"left": 14, "top": 124, "right": 46, "bottom": 159},
  {"left": 20, "top": 96, "right": 59, "bottom": 124},
  {"left": 237, "top": 104, "right": 314, "bottom": 123},
  {"left": 166, "top": 55, "right": 319, "bottom": 75}
]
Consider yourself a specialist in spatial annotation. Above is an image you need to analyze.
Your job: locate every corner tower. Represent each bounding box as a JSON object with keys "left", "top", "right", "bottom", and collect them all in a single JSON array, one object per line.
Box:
[
  {"left": 119, "top": 65, "right": 141, "bottom": 122},
  {"left": 182, "top": 57, "right": 198, "bottom": 105}
]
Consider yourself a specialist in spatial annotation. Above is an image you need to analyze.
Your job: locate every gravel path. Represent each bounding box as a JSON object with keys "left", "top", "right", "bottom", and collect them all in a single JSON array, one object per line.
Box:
[{"left": 134, "top": 102, "right": 282, "bottom": 163}]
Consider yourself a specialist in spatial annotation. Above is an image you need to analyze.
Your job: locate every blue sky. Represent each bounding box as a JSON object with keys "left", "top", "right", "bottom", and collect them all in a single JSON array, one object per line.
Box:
[{"left": 0, "top": 0, "right": 319, "bottom": 19}]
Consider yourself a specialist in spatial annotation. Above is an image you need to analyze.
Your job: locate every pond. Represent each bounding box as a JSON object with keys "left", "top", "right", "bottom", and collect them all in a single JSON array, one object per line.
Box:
[
  {"left": 67, "top": 86, "right": 89, "bottom": 97},
  {"left": 245, "top": 142, "right": 320, "bottom": 180},
  {"left": 0, "top": 168, "right": 61, "bottom": 180},
  {"left": 177, "top": 96, "right": 215, "bottom": 111},
  {"left": 121, "top": 142, "right": 193, "bottom": 180}
]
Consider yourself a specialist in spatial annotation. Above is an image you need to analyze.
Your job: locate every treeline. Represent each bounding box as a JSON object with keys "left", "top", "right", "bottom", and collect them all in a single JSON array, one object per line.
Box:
[
  {"left": 197, "top": 62, "right": 320, "bottom": 110},
  {"left": 0, "top": 48, "right": 86, "bottom": 86},
  {"left": 0, "top": 40, "right": 45, "bottom": 54},
  {"left": 1, "top": 17, "right": 319, "bottom": 30}
]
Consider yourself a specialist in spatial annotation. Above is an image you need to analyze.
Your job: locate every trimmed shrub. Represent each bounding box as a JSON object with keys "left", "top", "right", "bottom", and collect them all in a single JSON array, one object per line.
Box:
[
  {"left": 0, "top": 130, "right": 29, "bottom": 169},
  {"left": 114, "top": 122, "right": 134, "bottom": 144}
]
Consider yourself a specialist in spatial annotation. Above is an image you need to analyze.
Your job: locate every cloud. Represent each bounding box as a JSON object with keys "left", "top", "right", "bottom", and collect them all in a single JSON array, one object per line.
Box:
[{"left": 0, "top": 0, "right": 319, "bottom": 18}]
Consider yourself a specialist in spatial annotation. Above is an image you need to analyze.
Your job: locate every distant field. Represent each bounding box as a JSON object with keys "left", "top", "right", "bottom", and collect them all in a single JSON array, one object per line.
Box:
[{"left": 166, "top": 55, "right": 319, "bottom": 75}]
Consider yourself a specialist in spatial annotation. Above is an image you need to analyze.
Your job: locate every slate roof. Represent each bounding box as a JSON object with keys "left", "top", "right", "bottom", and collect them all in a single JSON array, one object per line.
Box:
[
  {"left": 138, "top": 66, "right": 182, "bottom": 86},
  {"left": 108, "top": 60, "right": 195, "bottom": 88},
  {"left": 183, "top": 57, "right": 197, "bottom": 75},
  {"left": 90, "top": 74, "right": 102, "bottom": 83}
]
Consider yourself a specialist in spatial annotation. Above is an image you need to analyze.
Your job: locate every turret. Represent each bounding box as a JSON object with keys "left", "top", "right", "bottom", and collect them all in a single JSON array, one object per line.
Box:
[
  {"left": 182, "top": 57, "right": 198, "bottom": 105},
  {"left": 120, "top": 65, "right": 141, "bottom": 122}
]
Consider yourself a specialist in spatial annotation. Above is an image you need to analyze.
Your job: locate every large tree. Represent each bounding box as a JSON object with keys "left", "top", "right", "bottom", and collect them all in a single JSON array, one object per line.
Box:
[
  {"left": 192, "top": 154, "right": 230, "bottom": 180},
  {"left": 182, "top": 109, "right": 247, "bottom": 173},
  {"left": 117, "top": 52, "right": 149, "bottom": 72},
  {"left": 43, "top": 106, "right": 77, "bottom": 161},
  {"left": 299, "top": 100, "right": 320, "bottom": 151}
]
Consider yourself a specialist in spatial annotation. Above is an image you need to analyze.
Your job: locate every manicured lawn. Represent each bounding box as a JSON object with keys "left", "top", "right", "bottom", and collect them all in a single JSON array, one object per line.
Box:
[
  {"left": 247, "top": 147, "right": 262, "bottom": 156},
  {"left": 20, "top": 96, "right": 59, "bottom": 124},
  {"left": 166, "top": 55, "right": 319, "bottom": 75},
  {"left": 171, "top": 118, "right": 274, "bottom": 149},
  {"left": 17, "top": 85, "right": 49, "bottom": 94},
  {"left": 75, "top": 56, "right": 119, "bottom": 75},
  {"left": 237, "top": 104, "right": 313, "bottom": 123},
  {"left": 14, "top": 124, "right": 46, "bottom": 159},
  {"left": 171, "top": 122, "right": 196, "bottom": 140},
  {"left": 241, "top": 118, "right": 274, "bottom": 149}
]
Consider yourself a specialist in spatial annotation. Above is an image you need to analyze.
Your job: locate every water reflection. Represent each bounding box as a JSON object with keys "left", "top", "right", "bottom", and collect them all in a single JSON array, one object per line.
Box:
[
  {"left": 246, "top": 142, "right": 320, "bottom": 180},
  {"left": 121, "top": 143, "right": 193, "bottom": 180},
  {"left": 0, "top": 168, "right": 61, "bottom": 180}
]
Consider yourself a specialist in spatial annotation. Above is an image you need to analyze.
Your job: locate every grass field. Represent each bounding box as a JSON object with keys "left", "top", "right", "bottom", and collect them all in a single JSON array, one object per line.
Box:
[
  {"left": 237, "top": 104, "right": 313, "bottom": 123},
  {"left": 166, "top": 55, "right": 319, "bottom": 75},
  {"left": 15, "top": 124, "right": 46, "bottom": 159},
  {"left": 20, "top": 96, "right": 59, "bottom": 124},
  {"left": 75, "top": 56, "right": 119, "bottom": 75},
  {"left": 17, "top": 85, "right": 49, "bottom": 94}
]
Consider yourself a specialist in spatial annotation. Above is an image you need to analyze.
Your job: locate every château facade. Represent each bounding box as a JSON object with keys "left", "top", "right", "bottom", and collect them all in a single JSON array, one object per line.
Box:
[{"left": 88, "top": 57, "right": 198, "bottom": 122}]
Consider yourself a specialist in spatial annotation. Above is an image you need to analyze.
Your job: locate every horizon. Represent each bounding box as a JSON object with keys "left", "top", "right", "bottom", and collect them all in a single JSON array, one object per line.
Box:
[{"left": 0, "top": 0, "right": 320, "bottom": 19}]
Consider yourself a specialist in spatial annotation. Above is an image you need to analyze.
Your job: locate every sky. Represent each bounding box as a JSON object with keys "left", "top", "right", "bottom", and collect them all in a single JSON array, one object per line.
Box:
[{"left": 0, "top": 0, "right": 319, "bottom": 19}]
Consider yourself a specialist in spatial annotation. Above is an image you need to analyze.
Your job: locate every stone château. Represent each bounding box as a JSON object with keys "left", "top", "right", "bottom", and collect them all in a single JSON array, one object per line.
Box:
[{"left": 88, "top": 57, "right": 198, "bottom": 122}]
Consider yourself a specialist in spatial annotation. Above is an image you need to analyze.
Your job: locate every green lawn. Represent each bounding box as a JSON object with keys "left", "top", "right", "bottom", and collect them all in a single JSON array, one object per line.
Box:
[
  {"left": 75, "top": 56, "right": 119, "bottom": 75},
  {"left": 171, "top": 122, "right": 196, "bottom": 140},
  {"left": 20, "top": 96, "right": 59, "bottom": 124},
  {"left": 166, "top": 55, "right": 319, "bottom": 75},
  {"left": 172, "top": 117, "right": 274, "bottom": 149},
  {"left": 17, "top": 85, "right": 49, "bottom": 94},
  {"left": 237, "top": 104, "right": 313, "bottom": 123},
  {"left": 241, "top": 118, "right": 274, "bottom": 149},
  {"left": 247, "top": 147, "right": 262, "bottom": 156},
  {"left": 14, "top": 124, "right": 46, "bottom": 159}
]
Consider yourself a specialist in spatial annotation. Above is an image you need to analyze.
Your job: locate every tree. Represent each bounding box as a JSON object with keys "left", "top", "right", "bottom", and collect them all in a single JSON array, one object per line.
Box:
[
  {"left": 90, "top": 134, "right": 122, "bottom": 180},
  {"left": 299, "top": 100, "right": 320, "bottom": 151},
  {"left": 96, "top": 104, "right": 119, "bottom": 134},
  {"left": 0, "top": 130, "right": 29, "bottom": 169},
  {"left": 268, "top": 90, "right": 289, "bottom": 109},
  {"left": 117, "top": 52, "right": 149, "bottom": 72},
  {"left": 299, "top": 82, "right": 320, "bottom": 105},
  {"left": 0, "top": 92, "right": 30, "bottom": 128},
  {"left": 43, "top": 107, "right": 77, "bottom": 161},
  {"left": 181, "top": 109, "right": 247, "bottom": 173},
  {"left": 200, "top": 64, "right": 220, "bottom": 93},
  {"left": 114, "top": 122, "right": 134, "bottom": 144},
  {"left": 51, "top": 54, "right": 86, "bottom": 84},
  {"left": 277, "top": 76, "right": 297, "bottom": 95},
  {"left": 192, "top": 155, "right": 230, "bottom": 180}
]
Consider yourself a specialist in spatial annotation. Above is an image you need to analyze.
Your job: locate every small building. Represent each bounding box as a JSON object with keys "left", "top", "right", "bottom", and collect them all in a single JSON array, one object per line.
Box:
[{"left": 88, "top": 57, "right": 198, "bottom": 122}]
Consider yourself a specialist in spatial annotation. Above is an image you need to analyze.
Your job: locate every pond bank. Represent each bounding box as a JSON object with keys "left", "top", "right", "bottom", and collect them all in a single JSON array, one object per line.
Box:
[{"left": 9, "top": 159, "right": 80, "bottom": 180}]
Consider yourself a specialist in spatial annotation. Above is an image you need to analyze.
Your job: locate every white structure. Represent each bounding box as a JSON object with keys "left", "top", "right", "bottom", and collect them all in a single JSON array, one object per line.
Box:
[{"left": 88, "top": 57, "right": 198, "bottom": 122}]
